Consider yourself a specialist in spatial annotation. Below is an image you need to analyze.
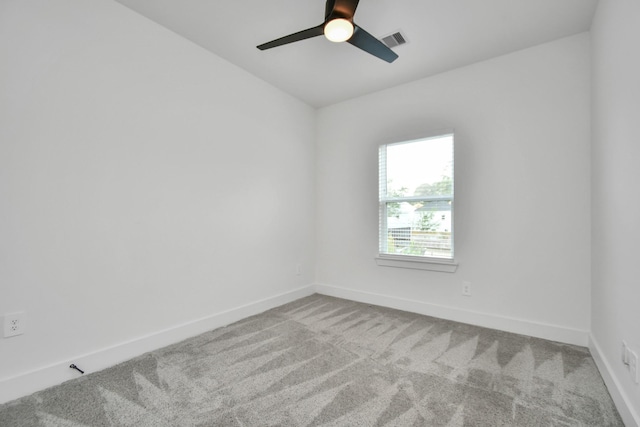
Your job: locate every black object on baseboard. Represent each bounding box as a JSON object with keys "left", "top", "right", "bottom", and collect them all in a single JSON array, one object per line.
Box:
[{"left": 69, "top": 364, "right": 85, "bottom": 374}]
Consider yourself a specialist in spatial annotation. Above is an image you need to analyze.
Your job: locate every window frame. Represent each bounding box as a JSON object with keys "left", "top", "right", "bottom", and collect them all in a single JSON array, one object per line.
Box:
[{"left": 376, "top": 132, "right": 458, "bottom": 272}]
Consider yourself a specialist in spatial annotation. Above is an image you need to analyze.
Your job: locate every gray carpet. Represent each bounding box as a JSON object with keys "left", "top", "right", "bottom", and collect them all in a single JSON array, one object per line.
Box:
[{"left": 0, "top": 294, "right": 624, "bottom": 426}]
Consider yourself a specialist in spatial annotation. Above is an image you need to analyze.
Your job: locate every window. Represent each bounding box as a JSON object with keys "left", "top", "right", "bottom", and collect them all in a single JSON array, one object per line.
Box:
[{"left": 378, "top": 133, "right": 455, "bottom": 269}]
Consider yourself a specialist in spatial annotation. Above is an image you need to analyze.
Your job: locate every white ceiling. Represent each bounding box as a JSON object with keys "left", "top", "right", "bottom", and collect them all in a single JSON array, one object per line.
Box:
[{"left": 114, "top": 0, "right": 598, "bottom": 108}]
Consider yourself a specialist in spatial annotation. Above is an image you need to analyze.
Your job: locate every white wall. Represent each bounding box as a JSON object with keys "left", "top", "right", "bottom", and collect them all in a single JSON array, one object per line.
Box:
[
  {"left": 316, "top": 34, "right": 591, "bottom": 345},
  {"left": 591, "top": 0, "right": 640, "bottom": 424},
  {"left": 0, "top": 0, "right": 316, "bottom": 402}
]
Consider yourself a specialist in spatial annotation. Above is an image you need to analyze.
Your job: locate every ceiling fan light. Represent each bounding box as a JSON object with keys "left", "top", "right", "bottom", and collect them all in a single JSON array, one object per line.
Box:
[{"left": 324, "top": 18, "right": 354, "bottom": 42}]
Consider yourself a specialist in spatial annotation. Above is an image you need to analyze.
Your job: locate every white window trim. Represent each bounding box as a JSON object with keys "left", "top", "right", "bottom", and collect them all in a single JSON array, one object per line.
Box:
[
  {"left": 375, "top": 254, "right": 458, "bottom": 273},
  {"left": 377, "top": 130, "right": 457, "bottom": 271}
]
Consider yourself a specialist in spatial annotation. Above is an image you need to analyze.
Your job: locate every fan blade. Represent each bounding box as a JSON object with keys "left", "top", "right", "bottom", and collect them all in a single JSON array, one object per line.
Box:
[
  {"left": 347, "top": 24, "right": 398, "bottom": 63},
  {"left": 327, "top": 0, "right": 360, "bottom": 19},
  {"left": 257, "top": 25, "right": 324, "bottom": 50}
]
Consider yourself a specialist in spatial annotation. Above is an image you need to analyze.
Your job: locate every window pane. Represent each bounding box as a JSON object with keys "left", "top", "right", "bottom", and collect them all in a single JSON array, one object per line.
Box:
[
  {"left": 385, "top": 202, "right": 452, "bottom": 258},
  {"left": 386, "top": 135, "right": 453, "bottom": 198}
]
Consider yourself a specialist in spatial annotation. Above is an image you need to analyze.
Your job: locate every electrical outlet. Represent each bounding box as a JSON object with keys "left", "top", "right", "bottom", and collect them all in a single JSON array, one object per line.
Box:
[
  {"left": 629, "top": 350, "right": 639, "bottom": 384},
  {"left": 622, "top": 341, "right": 630, "bottom": 365},
  {"left": 3, "top": 312, "right": 25, "bottom": 338},
  {"left": 462, "top": 281, "right": 472, "bottom": 296}
]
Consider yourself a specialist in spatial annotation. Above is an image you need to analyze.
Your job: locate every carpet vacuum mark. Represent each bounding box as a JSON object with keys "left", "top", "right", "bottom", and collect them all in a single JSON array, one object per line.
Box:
[{"left": 0, "top": 294, "right": 624, "bottom": 426}]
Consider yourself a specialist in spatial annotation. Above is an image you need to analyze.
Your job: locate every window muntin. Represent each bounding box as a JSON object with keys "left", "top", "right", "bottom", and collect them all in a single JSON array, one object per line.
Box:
[{"left": 379, "top": 134, "right": 454, "bottom": 260}]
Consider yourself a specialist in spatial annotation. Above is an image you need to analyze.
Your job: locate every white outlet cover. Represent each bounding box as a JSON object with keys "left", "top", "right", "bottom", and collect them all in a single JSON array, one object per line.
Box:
[
  {"left": 3, "top": 312, "right": 25, "bottom": 338},
  {"left": 462, "top": 281, "right": 472, "bottom": 296}
]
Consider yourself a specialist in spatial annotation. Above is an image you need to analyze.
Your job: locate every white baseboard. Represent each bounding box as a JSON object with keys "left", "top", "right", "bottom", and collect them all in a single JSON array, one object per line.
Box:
[
  {"left": 314, "top": 283, "right": 589, "bottom": 346},
  {"left": 589, "top": 334, "right": 640, "bottom": 427},
  {"left": 0, "top": 285, "right": 315, "bottom": 405}
]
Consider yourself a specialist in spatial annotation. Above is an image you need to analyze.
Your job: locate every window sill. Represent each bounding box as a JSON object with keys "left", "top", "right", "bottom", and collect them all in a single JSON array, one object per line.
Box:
[{"left": 375, "top": 254, "right": 458, "bottom": 272}]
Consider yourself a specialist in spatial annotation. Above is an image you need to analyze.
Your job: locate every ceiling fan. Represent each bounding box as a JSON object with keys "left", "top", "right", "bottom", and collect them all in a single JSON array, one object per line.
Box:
[{"left": 256, "top": 0, "right": 398, "bottom": 63}]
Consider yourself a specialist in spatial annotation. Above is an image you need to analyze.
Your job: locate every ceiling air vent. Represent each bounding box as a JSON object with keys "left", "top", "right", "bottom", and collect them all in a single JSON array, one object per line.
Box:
[{"left": 381, "top": 31, "right": 407, "bottom": 49}]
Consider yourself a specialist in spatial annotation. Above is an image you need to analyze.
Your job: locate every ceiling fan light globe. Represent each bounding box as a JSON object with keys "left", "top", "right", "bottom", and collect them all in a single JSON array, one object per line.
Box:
[{"left": 324, "top": 18, "right": 354, "bottom": 42}]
